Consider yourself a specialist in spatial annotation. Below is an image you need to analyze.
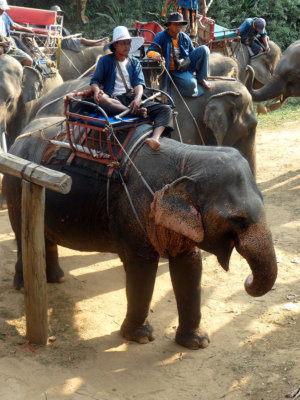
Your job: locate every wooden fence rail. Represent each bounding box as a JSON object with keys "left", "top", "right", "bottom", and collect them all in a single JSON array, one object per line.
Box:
[{"left": 0, "top": 153, "right": 72, "bottom": 345}]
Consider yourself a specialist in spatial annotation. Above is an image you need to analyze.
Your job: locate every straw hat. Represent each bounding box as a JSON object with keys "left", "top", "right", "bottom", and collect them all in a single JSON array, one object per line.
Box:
[
  {"left": 104, "top": 26, "right": 144, "bottom": 54},
  {"left": 0, "top": 0, "right": 10, "bottom": 11}
]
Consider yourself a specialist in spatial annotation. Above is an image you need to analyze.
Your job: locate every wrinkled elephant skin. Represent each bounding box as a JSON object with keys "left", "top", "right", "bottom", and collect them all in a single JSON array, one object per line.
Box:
[
  {"left": 59, "top": 45, "right": 107, "bottom": 81},
  {"left": 0, "top": 55, "right": 63, "bottom": 148},
  {"left": 4, "top": 124, "right": 277, "bottom": 349},
  {"left": 247, "top": 40, "right": 300, "bottom": 105}
]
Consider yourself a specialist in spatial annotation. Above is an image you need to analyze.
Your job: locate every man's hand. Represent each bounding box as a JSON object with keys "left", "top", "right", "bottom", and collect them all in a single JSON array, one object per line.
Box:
[
  {"left": 129, "top": 96, "right": 142, "bottom": 114},
  {"left": 93, "top": 89, "right": 104, "bottom": 104},
  {"left": 153, "top": 54, "right": 165, "bottom": 63},
  {"left": 0, "top": 41, "right": 10, "bottom": 50}
]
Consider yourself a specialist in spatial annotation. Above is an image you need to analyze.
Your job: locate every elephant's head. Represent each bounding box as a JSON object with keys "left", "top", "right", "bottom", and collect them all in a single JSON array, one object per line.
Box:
[
  {"left": 202, "top": 83, "right": 257, "bottom": 176},
  {"left": 246, "top": 40, "right": 300, "bottom": 106},
  {"left": 0, "top": 55, "right": 44, "bottom": 146},
  {"left": 249, "top": 40, "right": 281, "bottom": 87},
  {"left": 149, "top": 148, "right": 277, "bottom": 297}
]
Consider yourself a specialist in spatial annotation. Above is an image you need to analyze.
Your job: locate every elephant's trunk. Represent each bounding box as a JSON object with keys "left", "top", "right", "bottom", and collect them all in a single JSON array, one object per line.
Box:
[
  {"left": 246, "top": 65, "right": 286, "bottom": 103},
  {"left": 235, "top": 220, "right": 277, "bottom": 297}
]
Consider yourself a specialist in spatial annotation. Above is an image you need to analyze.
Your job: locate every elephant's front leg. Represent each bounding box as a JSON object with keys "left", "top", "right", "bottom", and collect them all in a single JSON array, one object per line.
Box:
[
  {"left": 169, "top": 248, "right": 209, "bottom": 349},
  {"left": 120, "top": 250, "right": 159, "bottom": 344}
]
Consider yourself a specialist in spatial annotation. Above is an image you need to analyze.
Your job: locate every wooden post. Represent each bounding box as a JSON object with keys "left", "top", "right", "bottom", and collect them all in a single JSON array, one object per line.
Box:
[
  {"left": 22, "top": 181, "right": 48, "bottom": 344},
  {"left": 0, "top": 153, "right": 72, "bottom": 345}
]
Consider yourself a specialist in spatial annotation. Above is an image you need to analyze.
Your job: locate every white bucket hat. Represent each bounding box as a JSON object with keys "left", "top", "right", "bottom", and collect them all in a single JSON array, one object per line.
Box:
[
  {"left": 0, "top": 0, "right": 10, "bottom": 11},
  {"left": 104, "top": 26, "right": 144, "bottom": 54}
]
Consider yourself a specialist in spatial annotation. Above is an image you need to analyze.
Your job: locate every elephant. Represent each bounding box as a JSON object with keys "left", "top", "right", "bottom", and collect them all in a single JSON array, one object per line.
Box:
[
  {"left": 0, "top": 54, "right": 63, "bottom": 148},
  {"left": 246, "top": 40, "right": 300, "bottom": 111},
  {"left": 209, "top": 52, "right": 238, "bottom": 78},
  {"left": 170, "top": 79, "right": 258, "bottom": 177},
  {"left": 28, "top": 76, "right": 258, "bottom": 177},
  {"left": 235, "top": 40, "right": 281, "bottom": 86},
  {"left": 58, "top": 45, "right": 107, "bottom": 81},
  {"left": 3, "top": 118, "right": 277, "bottom": 349}
]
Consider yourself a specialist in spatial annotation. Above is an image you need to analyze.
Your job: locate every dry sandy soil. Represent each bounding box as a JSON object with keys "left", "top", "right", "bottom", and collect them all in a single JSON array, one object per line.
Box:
[{"left": 0, "top": 115, "right": 299, "bottom": 400}]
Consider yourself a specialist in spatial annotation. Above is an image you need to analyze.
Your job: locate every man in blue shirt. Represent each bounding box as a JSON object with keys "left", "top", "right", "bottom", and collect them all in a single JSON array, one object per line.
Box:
[
  {"left": 238, "top": 17, "right": 270, "bottom": 55},
  {"left": 147, "top": 12, "right": 210, "bottom": 97},
  {"left": 90, "top": 26, "right": 173, "bottom": 151}
]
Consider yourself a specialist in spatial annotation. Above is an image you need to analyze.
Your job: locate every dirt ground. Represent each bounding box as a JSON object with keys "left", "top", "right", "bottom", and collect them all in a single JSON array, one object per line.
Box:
[{"left": 0, "top": 115, "right": 299, "bottom": 400}]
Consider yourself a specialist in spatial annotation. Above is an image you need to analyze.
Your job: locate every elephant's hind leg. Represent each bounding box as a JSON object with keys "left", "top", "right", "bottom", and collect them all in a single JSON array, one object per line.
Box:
[
  {"left": 169, "top": 248, "right": 210, "bottom": 349},
  {"left": 45, "top": 239, "right": 64, "bottom": 284},
  {"left": 120, "top": 250, "right": 159, "bottom": 344}
]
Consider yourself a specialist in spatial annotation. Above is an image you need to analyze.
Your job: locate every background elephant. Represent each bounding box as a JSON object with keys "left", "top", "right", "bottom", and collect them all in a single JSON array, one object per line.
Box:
[
  {"left": 235, "top": 40, "right": 281, "bottom": 86},
  {"left": 28, "top": 76, "right": 257, "bottom": 176},
  {"left": 171, "top": 79, "right": 258, "bottom": 177},
  {"left": 0, "top": 55, "right": 63, "bottom": 148},
  {"left": 58, "top": 45, "right": 107, "bottom": 81},
  {"left": 4, "top": 120, "right": 277, "bottom": 349},
  {"left": 246, "top": 40, "right": 300, "bottom": 110},
  {"left": 209, "top": 53, "right": 238, "bottom": 78}
]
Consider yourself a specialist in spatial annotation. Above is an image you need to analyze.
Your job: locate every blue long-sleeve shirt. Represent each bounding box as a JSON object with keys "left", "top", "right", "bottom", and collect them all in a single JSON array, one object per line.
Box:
[
  {"left": 1, "top": 12, "right": 13, "bottom": 36},
  {"left": 178, "top": 0, "right": 198, "bottom": 9},
  {"left": 90, "top": 53, "right": 145, "bottom": 95},
  {"left": 147, "top": 30, "right": 194, "bottom": 89},
  {"left": 238, "top": 18, "right": 267, "bottom": 42}
]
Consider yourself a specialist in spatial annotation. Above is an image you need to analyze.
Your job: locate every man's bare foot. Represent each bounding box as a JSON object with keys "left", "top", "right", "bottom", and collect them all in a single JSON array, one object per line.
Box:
[
  {"left": 145, "top": 138, "right": 160, "bottom": 151},
  {"left": 98, "top": 37, "right": 109, "bottom": 45},
  {"left": 135, "top": 107, "right": 147, "bottom": 118},
  {"left": 200, "top": 79, "right": 211, "bottom": 89}
]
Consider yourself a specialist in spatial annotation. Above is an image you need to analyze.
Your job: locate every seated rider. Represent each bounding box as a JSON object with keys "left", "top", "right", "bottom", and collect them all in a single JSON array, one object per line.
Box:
[
  {"left": 90, "top": 26, "right": 174, "bottom": 151},
  {"left": 238, "top": 17, "right": 270, "bottom": 55},
  {"left": 51, "top": 6, "right": 109, "bottom": 52},
  {"left": 147, "top": 12, "right": 210, "bottom": 98},
  {"left": 0, "top": 0, "right": 34, "bottom": 66}
]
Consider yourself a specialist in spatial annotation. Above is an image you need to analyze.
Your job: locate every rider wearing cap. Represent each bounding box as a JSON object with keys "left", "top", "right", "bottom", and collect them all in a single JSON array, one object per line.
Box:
[
  {"left": 238, "top": 17, "right": 270, "bottom": 55},
  {"left": 90, "top": 26, "right": 174, "bottom": 151},
  {"left": 147, "top": 12, "right": 210, "bottom": 97}
]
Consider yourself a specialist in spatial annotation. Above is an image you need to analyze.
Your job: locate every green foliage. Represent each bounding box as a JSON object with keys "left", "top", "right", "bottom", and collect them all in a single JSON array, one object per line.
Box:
[
  {"left": 209, "top": 0, "right": 300, "bottom": 50},
  {"left": 257, "top": 98, "right": 300, "bottom": 129},
  {"left": 8, "top": 0, "right": 300, "bottom": 49}
]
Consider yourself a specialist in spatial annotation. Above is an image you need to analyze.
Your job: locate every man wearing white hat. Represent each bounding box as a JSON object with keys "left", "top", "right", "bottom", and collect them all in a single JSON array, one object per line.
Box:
[
  {"left": 90, "top": 26, "right": 174, "bottom": 151},
  {"left": 0, "top": 0, "right": 34, "bottom": 65}
]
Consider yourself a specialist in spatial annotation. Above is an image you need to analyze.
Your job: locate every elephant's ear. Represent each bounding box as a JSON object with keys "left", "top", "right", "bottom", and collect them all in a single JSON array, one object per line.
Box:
[
  {"left": 22, "top": 66, "right": 43, "bottom": 103},
  {"left": 204, "top": 92, "right": 240, "bottom": 145},
  {"left": 150, "top": 177, "right": 204, "bottom": 243}
]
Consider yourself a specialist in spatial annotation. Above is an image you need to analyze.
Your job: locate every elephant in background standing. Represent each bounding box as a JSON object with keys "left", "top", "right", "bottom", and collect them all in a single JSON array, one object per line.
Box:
[
  {"left": 58, "top": 45, "right": 108, "bottom": 81},
  {"left": 0, "top": 55, "right": 63, "bottom": 148},
  {"left": 4, "top": 121, "right": 277, "bottom": 349},
  {"left": 236, "top": 40, "right": 281, "bottom": 86},
  {"left": 246, "top": 40, "right": 300, "bottom": 111},
  {"left": 209, "top": 52, "right": 238, "bottom": 78}
]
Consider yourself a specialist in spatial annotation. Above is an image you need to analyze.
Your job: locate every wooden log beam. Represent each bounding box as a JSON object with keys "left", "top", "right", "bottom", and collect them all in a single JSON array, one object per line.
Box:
[{"left": 0, "top": 153, "right": 71, "bottom": 194}]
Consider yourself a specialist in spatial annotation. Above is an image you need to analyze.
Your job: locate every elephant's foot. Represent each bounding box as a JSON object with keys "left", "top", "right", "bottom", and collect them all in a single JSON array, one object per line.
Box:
[
  {"left": 13, "top": 272, "right": 24, "bottom": 292},
  {"left": 175, "top": 328, "right": 210, "bottom": 350},
  {"left": 13, "top": 265, "right": 64, "bottom": 292},
  {"left": 46, "top": 264, "right": 65, "bottom": 284},
  {"left": 120, "top": 319, "right": 155, "bottom": 344}
]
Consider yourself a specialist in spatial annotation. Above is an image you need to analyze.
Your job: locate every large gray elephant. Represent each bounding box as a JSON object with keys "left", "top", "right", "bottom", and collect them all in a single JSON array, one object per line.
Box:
[
  {"left": 58, "top": 45, "right": 107, "bottom": 81},
  {"left": 3, "top": 119, "right": 277, "bottom": 349},
  {"left": 246, "top": 40, "right": 300, "bottom": 110},
  {"left": 235, "top": 40, "right": 281, "bottom": 86},
  {"left": 28, "top": 77, "right": 258, "bottom": 176},
  {"left": 209, "top": 41, "right": 281, "bottom": 87},
  {"left": 0, "top": 55, "right": 63, "bottom": 148}
]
